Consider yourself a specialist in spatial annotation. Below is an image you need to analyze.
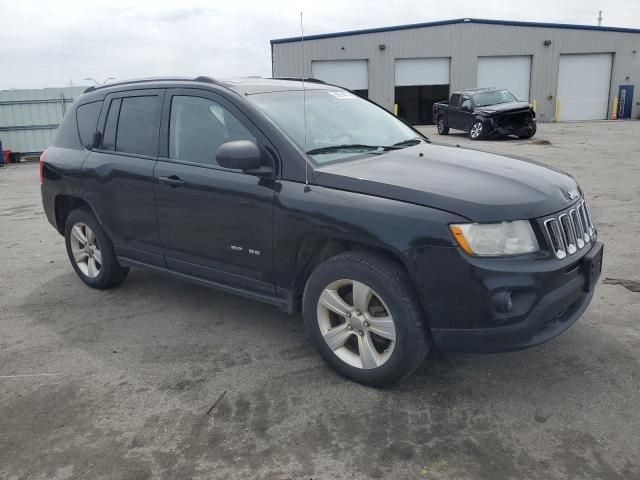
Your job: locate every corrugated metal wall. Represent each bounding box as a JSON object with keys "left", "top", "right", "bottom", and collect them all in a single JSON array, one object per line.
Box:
[
  {"left": 272, "top": 22, "right": 640, "bottom": 122},
  {"left": 0, "top": 86, "right": 86, "bottom": 154}
]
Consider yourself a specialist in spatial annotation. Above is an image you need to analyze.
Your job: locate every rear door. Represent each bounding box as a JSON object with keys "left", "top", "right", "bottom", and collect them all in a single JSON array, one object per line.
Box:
[
  {"left": 82, "top": 89, "right": 164, "bottom": 266},
  {"left": 154, "top": 88, "right": 277, "bottom": 294},
  {"left": 447, "top": 93, "right": 462, "bottom": 129}
]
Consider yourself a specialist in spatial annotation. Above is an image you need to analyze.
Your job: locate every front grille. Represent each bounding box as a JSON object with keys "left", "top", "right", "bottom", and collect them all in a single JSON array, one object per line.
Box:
[{"left": 543, "top": 199, "right": 596, "bottom": 259}]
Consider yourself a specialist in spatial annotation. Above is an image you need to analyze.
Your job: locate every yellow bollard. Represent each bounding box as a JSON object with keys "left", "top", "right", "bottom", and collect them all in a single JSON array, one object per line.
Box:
[
  {"left": 394, "top": 103, "right": 398, "bottom": 116},
  {"left": 532, "top": 99, "right": 537, "bottom": 113},
  {"left": 555, "top": 99, "right": 561, "bottom": 122},
  {"left": 612, "top": 96, "right": 618, "bottom": 120}
]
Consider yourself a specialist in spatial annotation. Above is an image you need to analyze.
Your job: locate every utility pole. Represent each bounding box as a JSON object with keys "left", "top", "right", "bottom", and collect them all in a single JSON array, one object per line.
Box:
[{"left": 597, "top": 10, "right": 603, "bottom": 26}]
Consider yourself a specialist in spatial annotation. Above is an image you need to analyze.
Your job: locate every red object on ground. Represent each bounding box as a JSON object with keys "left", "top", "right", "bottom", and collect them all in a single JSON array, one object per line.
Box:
[{"left": 2, "top": 150, "right": 10, "bottom": 163}]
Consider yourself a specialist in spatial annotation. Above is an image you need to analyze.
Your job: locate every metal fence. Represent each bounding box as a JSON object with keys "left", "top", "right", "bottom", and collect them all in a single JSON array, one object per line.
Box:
[{"left": 0, "top": 86, "right": 87, "bottom": 156}]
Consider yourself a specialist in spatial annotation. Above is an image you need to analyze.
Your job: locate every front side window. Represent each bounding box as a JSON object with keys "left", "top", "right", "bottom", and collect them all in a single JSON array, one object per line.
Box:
[
  {"left": 169, "top": 96, "right": 256, "bottom": 167},
  {"left": 248, "top": 89, "right": 419, "bottom": 164},
  {"left": 472, "top": 90, "right": 518, "bottom": 107}
]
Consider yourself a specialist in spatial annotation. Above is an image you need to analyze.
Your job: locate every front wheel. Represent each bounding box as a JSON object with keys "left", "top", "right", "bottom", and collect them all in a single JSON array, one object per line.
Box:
[
  {"left": 303, "top": 251, "right": 430, "bottom": 387},
  {"left": 518, "top": 122, "right": 537, "bottom": 139},
  {"left": 469, "top": 121, "right": 484, "bottom": 140},
  {"left": 437, "top": 117, "right": 450, "bottom": 135}
]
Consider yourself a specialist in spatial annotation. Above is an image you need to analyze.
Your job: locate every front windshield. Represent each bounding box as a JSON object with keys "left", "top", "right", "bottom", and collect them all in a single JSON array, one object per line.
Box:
[
  {"left": 472, "top": 90, "right": 518, "bottom": 107},
  {"left": 248, "top": 89, "right": 420, "bottom": 164}
]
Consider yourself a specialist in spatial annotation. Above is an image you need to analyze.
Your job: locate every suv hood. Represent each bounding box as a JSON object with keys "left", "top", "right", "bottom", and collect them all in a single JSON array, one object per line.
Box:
[
  {"left": 314, "top": 144, "right": 579, "bottom": 222},
  {"left": 476, "top": 101, "right": 532, "bottom": 113}
]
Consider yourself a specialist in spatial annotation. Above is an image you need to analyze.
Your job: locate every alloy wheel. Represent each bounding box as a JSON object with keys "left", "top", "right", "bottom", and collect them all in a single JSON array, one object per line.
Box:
[
  {"left": 69, "top": 222, "right": 102, "bottom": 278},
  {"left": 316, "top": 279, "right": 396, "bottom": 369},
  {"left": 438, "top": 119, "right": 445, "bottom": 134},
  {"left": 470, "top": 122, "right": 483, "bottom": 139}
]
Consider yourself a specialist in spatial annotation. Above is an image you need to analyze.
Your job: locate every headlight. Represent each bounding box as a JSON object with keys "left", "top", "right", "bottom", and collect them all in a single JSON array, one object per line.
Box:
[{"left": 450, "top": 220, "right": 539, "bottom": 256}]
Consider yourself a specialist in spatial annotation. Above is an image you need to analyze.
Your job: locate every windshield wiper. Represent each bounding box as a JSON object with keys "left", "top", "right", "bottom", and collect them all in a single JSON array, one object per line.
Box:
[
  {"left": 391, "top": 138, "right": 425, "bottom": 147},
  {"left": 306, "top": 144, "right": 401, "bottom": 155}
]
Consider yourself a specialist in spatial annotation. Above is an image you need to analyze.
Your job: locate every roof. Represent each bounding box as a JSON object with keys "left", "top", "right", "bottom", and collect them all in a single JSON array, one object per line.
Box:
[
  {"left": 271, "top": 17, "right": 640, "bottom": 44},
  {"left": 453, "top": 87, "right": 506, "bottom": 94}
]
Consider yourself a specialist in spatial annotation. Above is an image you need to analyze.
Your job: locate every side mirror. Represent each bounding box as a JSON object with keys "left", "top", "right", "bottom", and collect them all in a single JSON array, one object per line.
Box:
[
  {"left": 215, "top": 140, "right": 271, "bottom": 175},
  {"left": 461, "top": 103, "right": 472, "bottom": 112}
]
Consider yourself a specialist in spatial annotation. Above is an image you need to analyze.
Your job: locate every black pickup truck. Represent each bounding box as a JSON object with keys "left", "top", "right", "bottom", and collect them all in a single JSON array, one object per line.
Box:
[{"left": 433, "top": 88, "right": 537, "bottom": 140}]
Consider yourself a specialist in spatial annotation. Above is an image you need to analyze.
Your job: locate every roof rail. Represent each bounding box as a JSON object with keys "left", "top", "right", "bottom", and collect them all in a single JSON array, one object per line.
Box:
[
  {"left": 193, "top": 75, "right": 225, "bottom": 85},
  {"left": 82, "top": 76, "right": 207, "bottom": 94},
  {"left": 273, "top": 77, "right": 326, "bottom": 84}
]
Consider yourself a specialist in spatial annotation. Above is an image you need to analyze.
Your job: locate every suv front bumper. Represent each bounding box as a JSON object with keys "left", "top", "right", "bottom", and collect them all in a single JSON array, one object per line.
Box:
[{"left": 404, "top": 241, "right": 603, "bottom": 353}]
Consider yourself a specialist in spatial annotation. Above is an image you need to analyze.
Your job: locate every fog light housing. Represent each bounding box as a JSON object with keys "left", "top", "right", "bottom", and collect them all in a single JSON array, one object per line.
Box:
[{"left": 493, "top": 291, "right": 513, "bottom": 314}]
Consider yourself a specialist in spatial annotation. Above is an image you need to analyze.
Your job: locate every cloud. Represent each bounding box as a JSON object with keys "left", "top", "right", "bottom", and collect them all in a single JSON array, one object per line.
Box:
[{"left": 0, "top": 0, "right": 637, "bottom": 89}]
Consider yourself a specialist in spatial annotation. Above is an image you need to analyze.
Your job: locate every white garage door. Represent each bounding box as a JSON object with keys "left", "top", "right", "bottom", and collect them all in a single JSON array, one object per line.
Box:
[
  {"left": 477, "top": 56, "right": 531, "bottom": 101},
  {"left": 557, "top": 53, "right": 613, "bottom": 120},
  {"left": 395, "top": 58, "right": 450, "bottom": 86},
  {"left": 557, "top": 53, "right": 613, "bottom": 121},
  {"left": 311, "top": 60, "right": 368, "bottom": 91}
]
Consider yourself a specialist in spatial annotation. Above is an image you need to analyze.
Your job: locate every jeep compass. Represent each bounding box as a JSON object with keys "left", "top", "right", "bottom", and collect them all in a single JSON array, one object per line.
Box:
[{"left": 40, "top": 77, "right": 603, "bottom": 386}]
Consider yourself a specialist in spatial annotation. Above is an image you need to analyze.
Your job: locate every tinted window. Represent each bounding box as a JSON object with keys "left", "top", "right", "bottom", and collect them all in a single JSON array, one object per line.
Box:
[
  {"left": 116, "top": 96, "right": 160, "bottom": 156},
  {"left": 169, "top": 96, "right": 256, "bottom": 167},
  {"left": 102, "top": 98, "right": 121, "bottom": 151},
  {"left": 450, "top": 93, "right": 461, "bottom": 106},
  {"left": 76, "top": 101, "right": 103, "bottom": 148}
]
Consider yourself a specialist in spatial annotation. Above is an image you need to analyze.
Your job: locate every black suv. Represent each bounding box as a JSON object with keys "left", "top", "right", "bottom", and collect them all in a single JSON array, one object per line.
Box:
[{"left": 41, "top": 77, "right": 603, "bottom": 386}]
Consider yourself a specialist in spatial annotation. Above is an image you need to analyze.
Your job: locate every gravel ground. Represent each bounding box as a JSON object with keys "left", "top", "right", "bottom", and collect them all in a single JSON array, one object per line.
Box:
[{"left": 1, "top": 120, "right": 639, "bottom": 479}]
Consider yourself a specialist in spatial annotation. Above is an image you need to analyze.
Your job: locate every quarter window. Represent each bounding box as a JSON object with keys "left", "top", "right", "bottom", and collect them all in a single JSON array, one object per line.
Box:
[
  {"left": 76, "top": 101, "right": 103, "bottom": 149},
  {"left": 169, "top": 96, "right": 256, "bottom": 167}
]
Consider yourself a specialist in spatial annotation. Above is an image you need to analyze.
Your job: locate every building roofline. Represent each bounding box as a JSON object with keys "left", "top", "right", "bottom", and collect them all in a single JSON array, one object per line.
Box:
[{"left": 270, "top": 17, "right": 640, "bottom": 44}]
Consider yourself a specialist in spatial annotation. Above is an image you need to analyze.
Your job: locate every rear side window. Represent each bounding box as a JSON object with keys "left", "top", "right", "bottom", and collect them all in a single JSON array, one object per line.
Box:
[
  {"left": 102, "top": 98, "right": 121, "bottom": 151},
  {"left": 450, "top": 93, "right": 461, "bottom": 106},
  {"left": 76, "top": 101, "right": 103, "bottom": 149},
  {"left": 116, "top": 96, "right": 161, "bottom": 156}
]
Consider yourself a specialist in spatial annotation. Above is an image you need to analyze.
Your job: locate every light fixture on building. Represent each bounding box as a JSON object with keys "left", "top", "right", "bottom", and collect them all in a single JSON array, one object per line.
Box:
[{"left": 543, "top": 40, "right": 552, "bottom": 46}]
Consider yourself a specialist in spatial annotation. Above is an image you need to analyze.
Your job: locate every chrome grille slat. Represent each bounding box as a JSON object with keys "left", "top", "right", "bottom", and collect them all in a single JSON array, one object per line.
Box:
[{"left": 543, "top": 199, "right": 596, "bottom": 259}]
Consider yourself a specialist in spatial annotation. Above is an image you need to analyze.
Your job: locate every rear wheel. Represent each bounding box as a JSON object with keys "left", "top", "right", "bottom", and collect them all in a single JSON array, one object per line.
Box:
[
  {"left": 64, "top": 208, "right": 129, "bottom": 289},
  {"left": 303, "top": 251, "right": 430, "bottom": 387},
  {"left": 437, "top": 117, "right": 449, "bottom": 135},
  {"left": 469, "top": 121, "right": 484, "bottom": 140}
]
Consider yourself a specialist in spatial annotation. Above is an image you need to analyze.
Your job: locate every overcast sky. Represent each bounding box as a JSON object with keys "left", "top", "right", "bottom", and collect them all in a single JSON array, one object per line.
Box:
[{"left": 1, "top": 0, "right": 638, "bottom": 90}]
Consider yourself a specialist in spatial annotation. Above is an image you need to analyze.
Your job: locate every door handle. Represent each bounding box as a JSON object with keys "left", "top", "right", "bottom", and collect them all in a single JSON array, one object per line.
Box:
[{"left": 158, "top": 175, "right": 185, "bottom": 187}]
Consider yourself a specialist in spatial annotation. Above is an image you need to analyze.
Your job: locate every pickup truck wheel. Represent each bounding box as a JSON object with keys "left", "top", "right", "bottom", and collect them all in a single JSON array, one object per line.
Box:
[
  {"left": 518, "top": 122, "right": 537, "bottom": 139},
  {"left": 437, "top": 117, "right": 449, "bottom": 135},
  {"left": 64, "top": 207, "right": 129, "bottom": 289},
  {"left": 469, "top": 121, "right": 484, "bottom": 140},
  {"left": 303, "top": 251, "right": 430, "bottom": 387}
]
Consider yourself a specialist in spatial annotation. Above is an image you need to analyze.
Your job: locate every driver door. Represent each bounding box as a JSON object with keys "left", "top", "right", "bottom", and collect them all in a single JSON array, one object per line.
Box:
[
  {"left": 153, "top": 89, "right": 277, "bottom": 294},
  {"left": 459, "top": 96, "right": 475, "bottom": 131}
]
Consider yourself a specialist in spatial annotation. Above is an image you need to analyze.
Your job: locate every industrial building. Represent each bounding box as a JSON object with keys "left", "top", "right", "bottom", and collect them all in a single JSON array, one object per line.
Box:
[
  {"left": 271, "top": 18, "right": 640, "bottom": 124},
  {"left": 0, "top": 86, "right": 85, "bottom": 159}
]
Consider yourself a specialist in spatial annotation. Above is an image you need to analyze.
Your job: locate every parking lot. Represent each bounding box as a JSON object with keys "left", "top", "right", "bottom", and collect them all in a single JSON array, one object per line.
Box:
[{"left": 1, "top": 120, "right": 639, "bottom": 479}]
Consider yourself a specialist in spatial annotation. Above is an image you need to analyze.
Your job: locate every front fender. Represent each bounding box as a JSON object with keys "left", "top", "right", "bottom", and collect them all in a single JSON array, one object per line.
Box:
[{"left": 274, "top": 181, "right": 467, "bottom": 289}]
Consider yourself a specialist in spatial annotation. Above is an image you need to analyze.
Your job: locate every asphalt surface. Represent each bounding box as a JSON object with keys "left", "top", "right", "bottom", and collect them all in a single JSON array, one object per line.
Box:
[{"left": 1, "top": 121, "right": 639, "bottom": 479}]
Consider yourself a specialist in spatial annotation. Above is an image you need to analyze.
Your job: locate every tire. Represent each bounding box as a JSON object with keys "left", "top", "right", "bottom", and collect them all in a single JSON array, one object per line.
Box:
[
  {"left": 518, "top": 122, "right": 537, "bottom": 139},
  {"left": 64, "top": 207, "right": 129, "bottom": 289},
  {"left": 303, "top": 251, "right": 430, "bottom": 387},
  {"left": 436, "top": 116, "right": 449, "bottom": 135},
  {"left": 469, "top": 121, "right": 484, "bottom": 140}
]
